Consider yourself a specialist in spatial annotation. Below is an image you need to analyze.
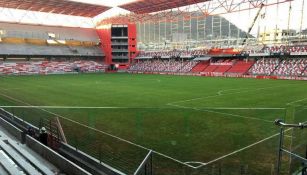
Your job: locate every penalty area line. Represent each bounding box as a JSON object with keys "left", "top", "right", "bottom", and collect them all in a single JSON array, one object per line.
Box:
[
  {"left": 195, "top": 114, "right": 307, "bottom": 169},
  {"left": 168, "top": 84, "right": 292, "bottom": 105},
  {"left": 168, "top": 104, "right": 274, "bottom": 123}
]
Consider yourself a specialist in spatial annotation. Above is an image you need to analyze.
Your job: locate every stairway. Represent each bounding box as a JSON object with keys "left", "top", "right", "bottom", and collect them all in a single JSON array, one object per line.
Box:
[{"left": 0, "top": 128, "right": 59, "bottom": 175}]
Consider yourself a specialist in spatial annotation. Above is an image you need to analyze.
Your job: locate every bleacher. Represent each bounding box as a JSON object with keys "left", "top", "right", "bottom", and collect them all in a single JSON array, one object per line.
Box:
[
  {"left": 180, "top": 61, "right": 199, "bottom": 73},
  {"left": 129, "top": 60, "right": 198, "bottom": 73},
  {"left": 227, "top": 61, "right": 255, "bottom": 75},
  {"left": 0, "top": 43, "right": 103, "bottom": 57},
  {"left": 136, "top": 49, "right": 208, "bottom": 59},
  {"left": 202, "top": 59, "right": 233, "bottom": 73},
  {"left": 249, "top": 58, "right": 280, "bottom": 75},
  {"left": 0, "top": 61, "right": 108, "bottom": 75},
  {"left": 203, "top": 65, "right": 218, "bottom": 72},
  {"left": 191, "top": 61, "right": 210, "bottom": 72},
  {"left": 272, "top": 58, "right": 307, "bottom": 76},
  {"left": 0, "top": 22, "right": 104, "bottom": 58},
  {"left": 0, "top": 119, "right": 59, "bottom": 175},
  {"left": 213, "top": 65, "right": 232, "bottom": 73}
]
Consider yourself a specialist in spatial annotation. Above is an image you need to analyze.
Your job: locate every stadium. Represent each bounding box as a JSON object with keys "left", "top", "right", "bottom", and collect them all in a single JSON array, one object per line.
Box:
[{"left": 0, "top": 0, "right": 306, "bottom": 175}]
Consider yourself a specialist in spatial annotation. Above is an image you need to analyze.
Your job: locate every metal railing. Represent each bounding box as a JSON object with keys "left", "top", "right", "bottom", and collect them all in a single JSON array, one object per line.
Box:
[{"left": 275, "top": 119, "right": 307, "bottom": 175}]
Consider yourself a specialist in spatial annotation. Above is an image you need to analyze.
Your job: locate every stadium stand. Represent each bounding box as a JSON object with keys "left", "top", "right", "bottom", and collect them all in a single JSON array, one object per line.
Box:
[
  {"left": 0, "top": 43, "right": 103, "bottom": 56},
  {"left": 0, "top": 61, "right": 107, "bottom": 75},
  {"left": 202, "top": 65, "right": 218, "bottom": 72},
  {"left": 213, "top": 65, "right": 232, "bottom": 73},
  {"left": 0, "top": 22, "right": 99, "bottom": 42},
  {"left": 249, "top": 58, "right": 280, "bottom": 75},
  {"left": 180, "top": 61, "right": 199, "bottom": 72},
  {"left": 129, "top": 60, "right": 198, "bottom": 73},
  {"left": 136, "top": 49, "right": 208, "bottom": 59},
  {"left": 202, "top": 59, "right": 233, "bottom": 73},
  {"left": 227, "top": 60, "right": 255, "bottom": 74},
  {"left": 0, "top": 22, "right": 104, "bottom": 58},
  {"left": 129, "top": 56, "right": 307, "bottom": 77},
  {"left": 191, "top": 61, "right": 210, "bottom": 72},
  {"left": 272, "top": 58, "right": 307, "bottom": 76}
]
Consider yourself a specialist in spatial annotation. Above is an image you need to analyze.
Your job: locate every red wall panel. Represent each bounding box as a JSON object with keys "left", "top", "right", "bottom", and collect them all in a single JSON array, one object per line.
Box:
[
  {"left": 96, "top": 26, "right": 112, "bottom": 64},
  {"left": 97, "top": 23, "right": 137, "bottom": 65},
  {"left": 128, "top": 23, "right": 137, "bottom": 63}
]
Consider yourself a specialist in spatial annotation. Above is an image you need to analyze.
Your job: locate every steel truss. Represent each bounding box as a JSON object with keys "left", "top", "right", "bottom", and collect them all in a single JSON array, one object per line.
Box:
[{"left": 97, "top": 0, "right": 292, "bottom": 25}]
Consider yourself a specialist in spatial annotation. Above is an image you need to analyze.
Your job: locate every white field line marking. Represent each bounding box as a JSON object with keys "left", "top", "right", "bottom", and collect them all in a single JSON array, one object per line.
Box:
[
  {"left": 196, "top": 107, "right": 285, "bottom": 110},
  {"left": 0, "top": 92, "right": 196, "bottom": 169},
  {"left": 0, "top": 88, "right": 23, "bottom": 91},
  {"left": 198, "top": 132, "right": 282, "bottom": 168},
  {"left": 184, "top": 161, "right": 207, "bottom": 166},
  {"left": 193, "top": 106, "right": 307, "bottom": 169},
  {"left": 0, "top": 106, "right": 158, "bottom": 109},
  {"left": 217, "top": 88, "right": 250, "bottom": 95},
  {"left": 287, "top": 97, "right": 307, "bottom": 105},
  {"left": 168, "top": 84, "right": 292, "bottom": 105},
  {"left": 0, "top": 106, "right": 286, "bottom": 110},
  {"left": 197, "top": 124, "right": 303, "bottom": 169},
  {"left": 168, "top": 104, "right": 273, "bottom": 123}
]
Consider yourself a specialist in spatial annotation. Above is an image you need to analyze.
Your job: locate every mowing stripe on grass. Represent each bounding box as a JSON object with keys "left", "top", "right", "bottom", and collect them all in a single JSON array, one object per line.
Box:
[
  {"left": 286, "top": 97, "right": 307, "bottom": 105},
  {"left": 168, "top": 103, "right": 273, "bottom": 123},
  {"left": 217, "top": 88, "right": 250, "bottom": 95},
  {"left": 168, "top": 84, "right": 292, "bottom": 105},
  {"left": 0, "top": 105, "right": 286, "bottom": 110},
  {"left": 0, "top": 92, "right": 197, "bottom": 169},
  {"left": 196, "top": 107, "right": 285, "bottom": 110}
]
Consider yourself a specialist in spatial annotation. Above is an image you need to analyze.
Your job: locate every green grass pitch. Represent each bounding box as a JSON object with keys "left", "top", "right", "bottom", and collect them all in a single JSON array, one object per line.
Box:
[{"left": 0, "top": 73, "right": 306, "bottom": 174}]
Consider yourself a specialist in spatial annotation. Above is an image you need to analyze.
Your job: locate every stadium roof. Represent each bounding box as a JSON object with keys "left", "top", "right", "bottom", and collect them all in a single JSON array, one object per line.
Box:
[
  {"left": 119, "top": 0, "right": 211, "bottom": 14},
  {"left": 0, "top": 0, "right": 111, "bottom": 17}
]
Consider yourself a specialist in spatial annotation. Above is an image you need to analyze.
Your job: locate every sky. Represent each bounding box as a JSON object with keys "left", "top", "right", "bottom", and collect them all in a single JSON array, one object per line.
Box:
[{"left": 0, "top": 0, "right": 306, "bottom": 34}]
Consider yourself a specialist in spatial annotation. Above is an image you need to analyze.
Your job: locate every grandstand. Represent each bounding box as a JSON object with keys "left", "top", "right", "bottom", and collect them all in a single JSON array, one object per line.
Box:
[{"left": 0, "top": 0, "right": 307, "bottom": 175}]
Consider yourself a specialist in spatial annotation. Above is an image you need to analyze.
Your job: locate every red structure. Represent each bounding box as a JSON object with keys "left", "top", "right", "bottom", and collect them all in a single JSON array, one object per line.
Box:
[
  {"left": 127, "top": 24, "right": 138, "bottom": 63},
  {"left": 96, "top": 24, "right": 137, "bottom": 67},
  {"left": 96, "top": 25, "right": 112, "bottom": 64}
]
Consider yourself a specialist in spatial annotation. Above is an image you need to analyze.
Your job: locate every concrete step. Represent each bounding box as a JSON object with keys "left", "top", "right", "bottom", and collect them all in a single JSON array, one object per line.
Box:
[
  {"left": 8, "top": 139, "right": 56, "bottom": 175},
  {"left": 0, "top": 149, "right": 23, "bottom": 175},
  {"left": 0, "top": 139, "right": 42, "bottom": 175}
]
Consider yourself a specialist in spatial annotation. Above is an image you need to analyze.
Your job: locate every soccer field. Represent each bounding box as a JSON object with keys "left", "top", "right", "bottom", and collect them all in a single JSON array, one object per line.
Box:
[{"left": 0, "top": 73, "right": 306, "bottom": 174}]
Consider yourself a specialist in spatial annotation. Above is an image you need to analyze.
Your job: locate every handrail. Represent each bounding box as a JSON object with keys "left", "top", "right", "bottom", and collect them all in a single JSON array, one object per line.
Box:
[
  {"left": 134, "top": 150, "right": 152, "bottom": 175},
  {"left": 274, "top": 119, "right": 307, "bottom": 129}
]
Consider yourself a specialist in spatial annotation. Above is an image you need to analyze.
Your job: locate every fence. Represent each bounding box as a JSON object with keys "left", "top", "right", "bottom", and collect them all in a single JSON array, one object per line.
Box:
[{"left": 0, "top": 101, "right": 306, "bottom": 174}]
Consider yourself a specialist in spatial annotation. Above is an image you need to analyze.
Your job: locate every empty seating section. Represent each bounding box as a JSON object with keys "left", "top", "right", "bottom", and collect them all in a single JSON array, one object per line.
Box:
[
  {"left": 244, "top": 45, "right": 307, "bottom": 54},
  {"left": 227, "top": 61, "right": 255, "bottom": 74},
  {"left": 129, "top": 57, "right": 307, "bottom": 77},
  {"left": 0, "top": 43, "right": 103, "bottom": 56},
  {"left": 213, "top": 65, "right": 232, "bottom": 73},
  {"left": 137, "top": 49, "right": 208, "bottom": 59},
  {"left": 273, "top": 59, "right": 307, "bottom": 76},
  {"left": 129, "top": 60, "right": 197, "bottom": 73},
  {"left": 203, "top": 59, "right": 233, "bottom": 73},
  {"left": 0, "top": 22, "right": 99, "bottom": 41},
  {"left": 249, "top": 58, "right": 280, "bottom": 75},
  {"left": 191, "top": 61, "right": 209, "bottom": 72},
  {"left": 203, "top": 65, "right": 218, "bottom": 72},
  {"left": 180, "top": 61, "right": 199, "bottom": 72},
  {"left": 0, "top": 61, "right": 107, "bottom": 75}
]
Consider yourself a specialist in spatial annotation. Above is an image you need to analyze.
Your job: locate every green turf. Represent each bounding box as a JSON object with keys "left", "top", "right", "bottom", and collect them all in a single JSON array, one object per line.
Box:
[{"left": 0, "top": 73, "right": 306, "bottom": 174}]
